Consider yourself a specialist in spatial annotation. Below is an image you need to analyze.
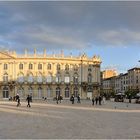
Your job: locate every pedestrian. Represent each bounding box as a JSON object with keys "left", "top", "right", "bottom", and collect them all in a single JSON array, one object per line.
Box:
[
  {"left": 95, "top": 96, "right": 98, "bottom": 105},
  {"left": 16, "top": 94, "right": 21, "bottom": 107},
  {"left": 70, "top": 94, "right": 74, "bottom": 104},
  {"left": 99, "top": 95, "right": 102, "bottom": 105},
  {"left": 26, "top": 95, "right": 31, "bottom": 107},
  {"left": 56, "top": 95, "right": 59, "bottom": 104},
  {"left": 102, "top": 96, "right": 106, "bottom": 104},
  {"left": 92, "top": 97, "right": 95, "bottom": 105},
  {"left": 77, "top": 94, "right": 81, "bottom": 103}
]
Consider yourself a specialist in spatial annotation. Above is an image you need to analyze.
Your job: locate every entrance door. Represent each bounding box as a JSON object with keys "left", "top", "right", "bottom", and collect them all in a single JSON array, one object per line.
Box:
[{"left": 3, "top": 87, "right": 9, "bottom": 98}]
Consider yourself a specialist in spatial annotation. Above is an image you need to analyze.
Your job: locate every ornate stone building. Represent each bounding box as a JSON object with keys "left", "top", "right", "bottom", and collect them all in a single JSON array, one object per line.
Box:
[{"left": 0, "top": 49, "right": 101, "bottom": 99}]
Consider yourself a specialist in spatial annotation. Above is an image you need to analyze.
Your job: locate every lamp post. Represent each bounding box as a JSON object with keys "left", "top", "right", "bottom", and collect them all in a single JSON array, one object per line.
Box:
[{"left": 81, "top": 59, "right": 83, "bottom": 98}]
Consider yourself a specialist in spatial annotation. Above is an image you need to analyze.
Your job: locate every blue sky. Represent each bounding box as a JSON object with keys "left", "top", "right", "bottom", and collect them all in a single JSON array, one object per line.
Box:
[{"left": 0, "top": 1, "right": 140, "bottom": 73}]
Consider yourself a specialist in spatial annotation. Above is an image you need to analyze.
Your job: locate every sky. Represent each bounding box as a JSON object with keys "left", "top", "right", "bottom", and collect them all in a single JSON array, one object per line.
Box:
[{"left": 0, "top": 1, "right": 140, "bottom": 73}]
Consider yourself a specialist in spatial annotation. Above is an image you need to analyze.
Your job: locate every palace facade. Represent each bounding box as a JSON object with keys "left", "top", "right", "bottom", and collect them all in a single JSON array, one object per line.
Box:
[{"left": 0, "top": 49, "right": 101, "bottom": 99}]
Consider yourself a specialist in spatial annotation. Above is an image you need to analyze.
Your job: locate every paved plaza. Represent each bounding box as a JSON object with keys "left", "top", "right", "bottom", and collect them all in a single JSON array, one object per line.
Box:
[{"left": 0, "top": 100, "right": 140, "bottom": 139}]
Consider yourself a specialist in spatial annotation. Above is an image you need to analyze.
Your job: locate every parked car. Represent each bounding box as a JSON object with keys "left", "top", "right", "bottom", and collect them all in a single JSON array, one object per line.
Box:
[
  {"left": 114, "top": 93, "right": 125, "bottom": 102},
  {"left": 135, "top": 93, "right": 140, "bottom": 104}
]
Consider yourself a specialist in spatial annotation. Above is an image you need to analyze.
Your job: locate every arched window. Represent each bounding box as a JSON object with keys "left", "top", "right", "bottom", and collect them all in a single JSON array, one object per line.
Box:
[
  {"left": 3, "top": 73, "right": 8, "bottom": 82},
  {"left": 88, "top": 74, "right": 92, "bottom": 83},
  {"left": 65, "top": 75, "right": 70, "bottom": 83},
  {"left": 56, "top": 87, "right": 61, "bottom": 97},
  {"left": 29, "top": 63, "right": 33, "bottom": 70},
  {"left": 74, "top": 65, "right": 78, "bottom": 71},
  {"left": 65, "top": 87, "right": 70, "bottom": 98},
  {"left": 73, "top": 73, "right": 78, "bottom": 84},
  {"left": 4, "top": 64, "right": 8, "bottom": 70},
  {"left": 18, "top": 87, "right": 24, "bottom": 98},
  {"left": 18, "top": 73, "right": 24, "bottom": 83},
  {"left": 19, "top": 63, "right": 23, "bottom": 70},
  {"left": 47, "top": 63, "right": 51, "bottom": 70},
  {"left": 38, "top": 87, "right": 42, "bottom": 99},
  {"left": 37, "top": 73, "right": 42, "bottom": 83},
  {"left": 38, "top": 63, "right": 42, "bottom": 70},
  {"left": 88, "top": 65, "right": 92, "bottom": 72},
  {"left": 28, "top": 73, "right": 33, "bottom": 83},
  {"left": 57, "top": 64, "right": 61, "bottom": 71},
  {"left": 3, "top": 86, "right": 9, "bottom": 98},
  {"left": 65, "top": 64, "right": 69, "bottom": 71},
  {"left": 46, "top": 74, "right": 52, "bottom": 83},
  {"left": 56, "top": 73, "right": 61, "bottom": 83},
  {"left": 74, "top": 87, "right": 78, "bottom": 97}
]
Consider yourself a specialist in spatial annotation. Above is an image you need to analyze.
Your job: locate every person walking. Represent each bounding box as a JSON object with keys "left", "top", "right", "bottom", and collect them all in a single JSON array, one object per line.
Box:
[
  {"left": 16, "top": 94, "right": 21, "bottom": 107},
  {"left": 95, "top": 96, "right": 98, "bottom": 105},
  {"left": 26, "top": 95, "right": 31, "bottom": 107},
  {"left": 77, "top": 94, "right": 81, "bottom": 103},
  {"left": 92, "top": 97, "right": 95, "bottom": 106},
  {"left": 99, "top": 95, "right": 102, "bottom": 105},
  {"left": 70, "top": 94, "right": 74, "bottom": 104}
]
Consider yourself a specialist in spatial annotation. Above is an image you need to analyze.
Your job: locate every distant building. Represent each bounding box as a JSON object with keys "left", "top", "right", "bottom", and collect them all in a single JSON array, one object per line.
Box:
[
  {"left": 102, "top": 67, "right": 140, "bottom": 96},
  {"left": 102, "top": 69, "right": 117, "bottom": 79}
]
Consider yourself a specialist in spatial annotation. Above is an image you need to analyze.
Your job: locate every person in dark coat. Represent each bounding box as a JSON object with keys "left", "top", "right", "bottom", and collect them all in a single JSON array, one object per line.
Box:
[
  {"left": 99, "top": 95, "right": 102, "bottom": 105},
  {"left": 26, "top": 95, "right": 31, "bottom": 107},
  {"left": 70, "top": 95, "right": 74, "bottom": 104},
  {"left": 95, "top": 96, "right": 98, "bottom": 105},
  {"left": 77, "top": 94, "right": 81, "bottom": 103},
  {"left": 92, "top": 97, "right": 95, "bottom": 106},
  {"left": 16, "top": 94, "right": 21, "bottom": 107}
]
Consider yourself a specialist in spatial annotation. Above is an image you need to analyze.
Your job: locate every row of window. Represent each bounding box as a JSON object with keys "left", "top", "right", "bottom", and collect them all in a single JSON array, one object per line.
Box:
[
  {"left": 2, "top": 86, "right": 79, "bottom": 98},
  {"left": 3, "top": 73, "right": 92, "bottom": 83},
  {"left": 3, "top": 63, "right": 93, "bottom": 72}
]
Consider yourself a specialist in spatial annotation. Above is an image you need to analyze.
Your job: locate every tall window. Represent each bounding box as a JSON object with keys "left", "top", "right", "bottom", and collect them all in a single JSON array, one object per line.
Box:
[
  {"left": 88, "top": 74, "right": 92, "bottom": 83},
  {"left": 18, "top": 87, "right": 24, "bottom": 98},
  {"left": 56, "top": 74, "right": 61, "bottom": 83},
  {"left": 18, "top": 73, "right": 24, "bottom": 83},
  {"left": 19, "top": 63, "right": 23, "bottom": 70},
  {"left": 3, "top": 73, "right": 8, "bottom": 82},
  {"left": 38, "top": 64, "right": 42, "bottom": 70},
  {"left": 3, "top": 86, "right": 9, "bottom": 98},
  {"left": 65, "top": 64, "right": 69, "bottom": 71},
  {"left": 37, "top": 73, "right": 42, "bottom": 83},
  {"left": 28, "top": 73, "right": 33, "bottom": 83},
  {"left": 38, "top": 87, "right": 42, "bottom": 99},
  {"left": 73, "top": 74, "right": 78, "bottom": 84},
  {"left": 29, "top": 63, "right": 33, "bottom": 70},
  {"left": 28, "top": 87, "right": 33, "bottom": 97},
  {"left": 47, "top": 87, "right": 52, "bottom": 98},
  {"left": 88, "top": 65, "right": 92, "bottom": 72},
  {"left": 65, "top": 75, "right": 70, "bottom": 83},
  {"left": 47, "top": 63, "right": 51, "bottom": 70},
  {"left": 56, "top": 87, "right": 61, "bottom": 97},
  {"left": 46, "top": 74, "right": 52, "bottom": 83},
  {"left": 57, "top": 64, "right": 61, "bottom": 71},
  {"left": 4, "top": 64, "right": 8, "bottom": 70},
  {"left": 74, "top": 65, "right": 78, "bottom": 71},
  {"left": 74, "top": 87, "right": 78, "bottom": 97},
  {"left": 65, "top": 87, "right": 70, "bottom": 98}
]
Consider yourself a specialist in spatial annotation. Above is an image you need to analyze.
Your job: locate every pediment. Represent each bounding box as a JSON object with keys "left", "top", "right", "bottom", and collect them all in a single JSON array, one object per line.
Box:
[{"left": 0, "top": 51, "right": 15, "bottom": 59}]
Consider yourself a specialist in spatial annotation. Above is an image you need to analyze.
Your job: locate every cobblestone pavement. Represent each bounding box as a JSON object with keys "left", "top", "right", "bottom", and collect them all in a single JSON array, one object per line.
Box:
[{"left": 0, "top": 100, "right": 140, "bottom": 139}]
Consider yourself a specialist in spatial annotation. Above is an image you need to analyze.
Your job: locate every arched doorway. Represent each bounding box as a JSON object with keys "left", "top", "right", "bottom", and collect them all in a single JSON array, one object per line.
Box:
[
  {"left": 56, "top": 87, "right": 61, "bottom": 97},
  {"left": 38, "top": 87, "right": 42, "bottom": 99},
  {"left": 3, "top": 86, "right": 9, "bottom": 98},
  {"left": 65, "top": 87, "right": 70, "bottom": 98}
]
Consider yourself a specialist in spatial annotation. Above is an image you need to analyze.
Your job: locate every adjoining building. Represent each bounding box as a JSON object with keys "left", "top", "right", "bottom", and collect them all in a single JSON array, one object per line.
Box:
[
  {"left": 102, "top": 69, "right": 117, "bottom": 79},
  {"left": 102, "top": 67, "right": 140, "bottom": 97},
  {"left": 0, "top": 49, "right": 101, "bottom": 100}
]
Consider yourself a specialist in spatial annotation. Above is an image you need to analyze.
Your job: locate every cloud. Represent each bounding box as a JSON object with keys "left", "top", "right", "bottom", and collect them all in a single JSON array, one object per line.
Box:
[{"left": 1, "top": 1, "right": 140, "bottom": 53}]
